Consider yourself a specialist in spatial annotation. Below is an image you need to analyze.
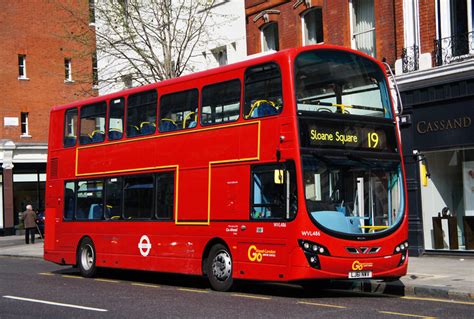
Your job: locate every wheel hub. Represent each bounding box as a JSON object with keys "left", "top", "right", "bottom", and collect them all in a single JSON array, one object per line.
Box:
[{"left": 212, "top": 250, "right": 232, "bottom": 281}]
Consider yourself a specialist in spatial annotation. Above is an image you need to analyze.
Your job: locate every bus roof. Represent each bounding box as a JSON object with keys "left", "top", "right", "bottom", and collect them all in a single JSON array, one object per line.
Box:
[{"left": 50, "top": 44, "right": 381, "bottom": 112}]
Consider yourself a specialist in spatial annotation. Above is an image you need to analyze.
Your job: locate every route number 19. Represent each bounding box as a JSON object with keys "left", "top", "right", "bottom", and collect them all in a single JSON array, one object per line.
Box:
[{"left": 367, "top": 132, "right": 379, "bottom": 148}]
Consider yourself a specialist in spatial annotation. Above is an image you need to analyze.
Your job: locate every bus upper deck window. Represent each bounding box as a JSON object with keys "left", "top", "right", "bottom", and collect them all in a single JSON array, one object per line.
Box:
[
  {"left": 244, "top": 63, "right": 283, "bottom": 119},
  {"left": 159, "top": 89, "right": 198, "bottom": 132},
  {"left": 64, "top": 108, "right": 78, "bottom": 148},
  {"left": 201, "top": 80, "right": 240, "bottom": 126},
  {"left": 108, "top": 98, "right": 125, "bottom": 141},
  {"left": 127, "top": 90, "right": 157, "bottom": 138},
  {"left": 79, "top": 102, "right": 106, "bottom": 145}
]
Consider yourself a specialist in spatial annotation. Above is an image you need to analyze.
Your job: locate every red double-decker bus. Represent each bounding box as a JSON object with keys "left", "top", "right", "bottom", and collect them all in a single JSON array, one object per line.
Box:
[{"left": 44, "top": 45, "right": 408, "bottom": 291}]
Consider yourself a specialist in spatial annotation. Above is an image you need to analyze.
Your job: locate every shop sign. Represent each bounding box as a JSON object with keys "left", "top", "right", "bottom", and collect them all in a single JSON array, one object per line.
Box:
[{"left": 412, "top": 101, "right": 474, "bottom": 150}]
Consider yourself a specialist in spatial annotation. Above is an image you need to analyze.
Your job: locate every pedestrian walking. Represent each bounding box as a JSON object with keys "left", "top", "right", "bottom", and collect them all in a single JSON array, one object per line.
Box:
[{"left": 21, "top": 205, "right": 37, "bottom": 244}]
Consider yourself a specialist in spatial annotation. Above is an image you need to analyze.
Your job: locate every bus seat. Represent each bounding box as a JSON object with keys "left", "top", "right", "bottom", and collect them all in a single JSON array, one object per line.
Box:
[
  {"left": 159, "top": 119, "right": 177, "bottom": 132},
  {"left": 90, "top": 130, "right": 105, "bottom": 143},
  {"left": 140, "top": 122, "right": 156, "bottom": 135},
  {"left": 108, "top": 129, "right": 123, "bottom": 140},
  {"left": 79, "top": 135, "right": 92, "bottom": 145},
  {"left": 88, "top": 204, "right": 103, "bottom": 220},
  {"left": 64, "top": 136, "right": 76, "bottom": 147},
  {"left": 246, "top": 100, "right": 278, "bottom": 118},
  {"left": 255, "top": 102, "right": 278, "bottom": 117},
  {"left": 128, "top": 125, "right": 140, "bottom": 137}
]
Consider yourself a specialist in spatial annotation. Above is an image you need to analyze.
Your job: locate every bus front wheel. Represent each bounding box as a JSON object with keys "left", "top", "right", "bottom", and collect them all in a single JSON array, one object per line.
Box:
[
  {"left": 207, "top": 244, "right": 233, "bottom": 292},
  {"left": 77, "top": 237, "right": 97, "bottom": 278}
]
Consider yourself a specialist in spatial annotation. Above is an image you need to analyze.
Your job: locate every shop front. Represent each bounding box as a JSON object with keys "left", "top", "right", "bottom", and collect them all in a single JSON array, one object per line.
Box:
[{"left": 400, "top": 77, "right": 474, "bottom": 255}]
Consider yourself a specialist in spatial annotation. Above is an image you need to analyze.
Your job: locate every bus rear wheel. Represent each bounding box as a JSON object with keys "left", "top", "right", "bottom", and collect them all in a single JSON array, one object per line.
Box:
[
  {"left": 207, "top": 244, "right": 233, "bottom": 292},
  {"left": 77, "top": 237, "right": 97, "bottom": 278}
]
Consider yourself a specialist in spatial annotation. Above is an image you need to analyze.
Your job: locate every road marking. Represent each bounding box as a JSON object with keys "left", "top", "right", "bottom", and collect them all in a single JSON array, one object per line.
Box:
[
  {"left": 94, "top": 278, "right": 120, "bottom": 283},
  {"left": 177, "top": 288, "right": 209, "bottom": 294},
  {"left": 401, "top": 296, "right": 474, "bottom": 306},
  {"left": 62, "top": 275, "right": 82, "bottom": 279},
  {"left": 297, "top": 301, "right": 347, "bottom": 309},
  {"left": 3, "top": 296, "right": 108, "bottom": 312},
  {"left": 379, "top": 311, "right": 436, "bottom": 318},
  {"left": 38, "top": 272, "right": 54, "bottom": 276},
  {"left": 131, "top": 283, "right": 160, "bottom": 288},
  {"left": 231, "top": 293, "right": 271, "bottom": 300}
]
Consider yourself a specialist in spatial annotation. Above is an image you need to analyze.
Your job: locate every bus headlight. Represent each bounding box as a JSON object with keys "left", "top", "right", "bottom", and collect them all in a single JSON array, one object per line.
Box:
[
  {"left": 393, "top": 241, "right": 408, "bottom": 267},
  {"left": 298, "top": 239, "right": 330, "bottom": 269}
]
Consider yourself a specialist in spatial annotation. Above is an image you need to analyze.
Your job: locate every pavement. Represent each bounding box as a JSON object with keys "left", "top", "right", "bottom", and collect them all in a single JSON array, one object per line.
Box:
[{"left": 0, "top": 235, "right": 473, "bottom": 301}]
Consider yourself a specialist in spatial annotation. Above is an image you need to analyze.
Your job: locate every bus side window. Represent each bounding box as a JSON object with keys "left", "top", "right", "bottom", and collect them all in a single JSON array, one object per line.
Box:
[
  {"left": 108, "top": 98, "right": 125, "bottom": 141},
  {"left": 105, "top": 177, "right": 123, "bottom": 220},
  {"left": 159, "top": 89, "right": 198, "bottom": 132},
  {"left": 201, "top": 79, "right": 240, "bottom": 126},
  {"left": 80, "top": 102, "right": 106, "bottom": 145},
  {"left": 250, "top": 162, "right": 296, "bottom": 220},
  {"left": 123, "top": 175, "right": 154, "bottom": 219},
  {"left": 155, "top": 172, "right": 175, "bottom": 219},
  {"left": 64, "top": 108, "right": 78, "bottom": 148},
  {"left": 127, "top": 90, "right": 157, "bottom": 137},
  {"left": 244, "top": 63, "right": 283, "bottom": 119},
  {"left": 76, "top": 180, "right": 103, "bottom": 220},
  {"left": 64, "top": 182, "right": 75, "bottom": 220}
]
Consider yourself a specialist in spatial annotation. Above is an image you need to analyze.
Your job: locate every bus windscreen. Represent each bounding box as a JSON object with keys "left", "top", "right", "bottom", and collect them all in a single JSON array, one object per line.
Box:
[{"left": 295, "top": 50, "right": 392, "bottom": 118}]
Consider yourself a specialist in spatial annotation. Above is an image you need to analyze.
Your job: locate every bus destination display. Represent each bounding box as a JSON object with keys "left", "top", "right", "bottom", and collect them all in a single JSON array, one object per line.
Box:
[{"left": 300, "top": 120, "right": 396, "bottom": 152}]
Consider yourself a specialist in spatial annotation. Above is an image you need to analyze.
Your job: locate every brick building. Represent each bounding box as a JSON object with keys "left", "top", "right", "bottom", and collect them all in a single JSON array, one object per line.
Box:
[
  {"left": 245, "top": 0, "right": 474, "bottom": 255},
  {"left": 0, "top": 1, "right": 96, "bottom": 235},
  {"left": 245, "top": 0, "right": 397, "bottom": 65}
]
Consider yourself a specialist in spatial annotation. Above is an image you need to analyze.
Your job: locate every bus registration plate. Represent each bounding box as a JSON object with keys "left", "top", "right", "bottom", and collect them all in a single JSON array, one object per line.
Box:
[{"left": 348, "top": 271, "right": 372, "bottom": 279}]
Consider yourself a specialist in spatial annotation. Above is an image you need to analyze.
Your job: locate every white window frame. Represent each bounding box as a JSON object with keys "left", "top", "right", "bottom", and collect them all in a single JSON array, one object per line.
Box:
[
  {"left": 436, "top": 0, "right": 474, "bottom": 57},
  {"left": 302, "top": 8, "right": 324, "bottom": 46},
  {"left": 403, "top": 0, "right": 420, "bottom": 50},
  {"left": 18, "top": 54, "right": 28, "bottom": 80},
  {"left": 261, "top": 22, "right": 279, "bottom": 52},
  {"left": 349, "top": 0, "right": 376, "bottom": 57},
  {"left": 65, "top": 58, "right": 73, "bottom": 82},
  {"left": 20, "top": 112, "right": 30, "bottom": 137}
]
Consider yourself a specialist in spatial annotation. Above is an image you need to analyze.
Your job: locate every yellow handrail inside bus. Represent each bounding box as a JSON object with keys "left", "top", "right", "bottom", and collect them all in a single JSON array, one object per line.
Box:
[
  {"left": 359, "top": 225, "right": 390, "bottom": 233},
  {"left": 183, "top": 112, "right": 196, "bottom": 128},
  {"left": 245, "top": 99, "right": 277, "bottom": 119}
]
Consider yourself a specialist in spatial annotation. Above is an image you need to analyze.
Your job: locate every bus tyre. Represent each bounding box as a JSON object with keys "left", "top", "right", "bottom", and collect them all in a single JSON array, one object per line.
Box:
[
  {"left": 77, "top": 237, "right": 97, "bottom": 278},
  {"left": 207, "top": 244, "right": 233, "bottom": 292}
]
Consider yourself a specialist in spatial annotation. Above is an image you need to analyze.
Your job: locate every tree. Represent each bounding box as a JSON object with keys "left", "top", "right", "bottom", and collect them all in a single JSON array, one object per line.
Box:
[{"left": 57, "top": 0, "right": 222, "bottom": 93}]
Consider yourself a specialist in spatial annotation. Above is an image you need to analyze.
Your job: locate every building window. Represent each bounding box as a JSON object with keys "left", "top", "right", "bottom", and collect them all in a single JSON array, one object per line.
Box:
[
  {"left": 302, "top": 8, "right": 324, "bottom": 45},
  {"left": 89, "top": 0, "right": 95, "bottom": 25},
  {"left": 261, "top": 22, "right": 279, "bottom": 52},
  {"left": 18, "top": 55, "right": 27, "bottom": 79},
  {"left": 20, "top": 112, "right": 29, "bottom": 136},
  {"left": 350, "top": 0, "right": 376, "bottom": 57},
  {"left": 212, "top": 47, "right": 228, "bottom": 66},
  {"left": 122, "top": 74, "right": 133, "bottom": 88},
  {"left": 92, "top": 53, "right": 99, "bottom": 88},
  {"left": 65, "top": 58, "right": 72, "bottom": 82}
]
